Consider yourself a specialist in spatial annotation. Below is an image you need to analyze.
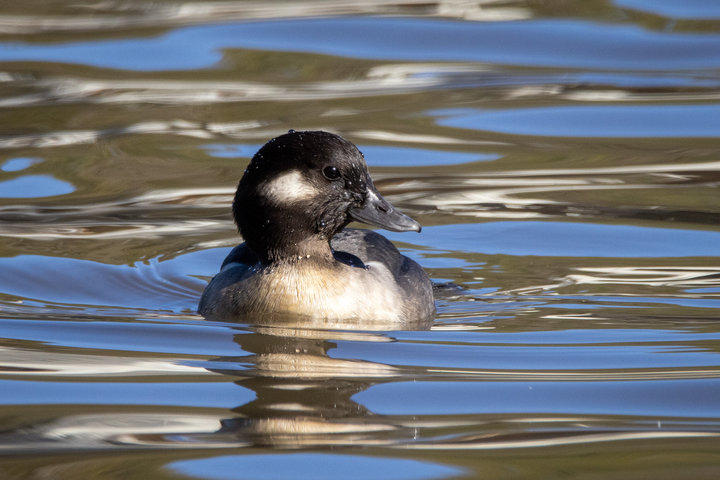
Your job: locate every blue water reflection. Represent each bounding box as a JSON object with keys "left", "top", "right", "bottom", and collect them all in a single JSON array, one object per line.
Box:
[
  {"left": 356, "top": 379, "right": 720, "bottom": 417},
  {"left": 1, "top": 157, "right": 42, "bottom": 172},
  {"left": 203, "top": 143, "right": 260, "bottom": 159},
  {"left": 0, "top": 319, "right": 243, "bottom": 356},
  {"left": 360, "top": 145, "right": 498, "bottom": 167},
  {"left": 2, "top": 18, "right": 720, "bottom": 70},
  {"left": 0, "top": 252, "right": 213, "bottom": 312},
  {"left": 203, "top": 143, "right": 498, "bottom": 166},
  {"left": 0, "top": 175, "right": 74, "bottom": 198},
  {"left": 0, "top": 380, "right": 252, "bottom": 408},
  {"left": 170, "top": 453, "right": 464, "bottom": 480},
  {"left": 333, "top": 342, "right": 719, "bottom": 370},
  {"left": 432, "top": 105, "right": 720, "bottom": 138},
  {"left": 387, "top": 222, "right": 720, "bottom": 258},
  {"left": 615, "top": 0, "right": 720, "bottom": 19}
]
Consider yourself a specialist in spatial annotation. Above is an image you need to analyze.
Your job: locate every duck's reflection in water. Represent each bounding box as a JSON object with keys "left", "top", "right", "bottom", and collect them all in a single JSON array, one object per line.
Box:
[
  {"left": 212, "top": 326, "right": 409, "bottom": 447},
  {"left": 0, "top": 318, "right": 427, "bottom": 452}
]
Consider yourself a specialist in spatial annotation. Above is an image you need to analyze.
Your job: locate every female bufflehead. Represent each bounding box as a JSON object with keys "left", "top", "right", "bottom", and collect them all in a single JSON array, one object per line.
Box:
[{"left": 198, "top": 130, "right": 435, "bottom": 328}]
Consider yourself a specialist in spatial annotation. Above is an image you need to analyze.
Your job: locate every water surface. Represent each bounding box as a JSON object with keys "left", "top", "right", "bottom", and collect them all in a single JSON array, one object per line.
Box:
[{"left": 1, "top": 1, "right": 719, "bottom": 479}]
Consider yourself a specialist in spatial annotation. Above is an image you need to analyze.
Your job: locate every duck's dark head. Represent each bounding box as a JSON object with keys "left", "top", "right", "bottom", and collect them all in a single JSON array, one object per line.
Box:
[{"left": 232, "top": 130, "right": 420, "bottom": 263}]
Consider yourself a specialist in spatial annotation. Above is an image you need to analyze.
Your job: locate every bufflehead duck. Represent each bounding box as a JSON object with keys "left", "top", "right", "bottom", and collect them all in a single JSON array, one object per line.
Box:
[{"left": 198, "top": 130, "right": 435, "bottom": 327}]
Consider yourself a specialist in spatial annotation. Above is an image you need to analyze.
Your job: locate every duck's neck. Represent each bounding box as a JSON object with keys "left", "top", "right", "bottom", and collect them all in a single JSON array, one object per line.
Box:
[{"left": 258, "top": 236, "right": 336, "bottom": 266}]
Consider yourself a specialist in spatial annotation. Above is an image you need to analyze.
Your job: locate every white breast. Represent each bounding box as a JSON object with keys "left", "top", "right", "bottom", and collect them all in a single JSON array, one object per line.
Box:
[{"left": 249, "top": 261, "right": 405, "bottom": 324}]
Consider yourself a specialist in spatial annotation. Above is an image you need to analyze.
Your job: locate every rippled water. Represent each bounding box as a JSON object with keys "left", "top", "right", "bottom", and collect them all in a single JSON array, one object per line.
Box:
[{"left": 1, "top": 1, "right": 720, "bottom": 478}]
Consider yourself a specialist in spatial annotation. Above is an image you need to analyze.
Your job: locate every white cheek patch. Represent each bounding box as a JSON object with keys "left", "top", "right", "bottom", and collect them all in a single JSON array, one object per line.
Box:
[{"left": 261, "top": 170, "right": 318, "bottom": 204}]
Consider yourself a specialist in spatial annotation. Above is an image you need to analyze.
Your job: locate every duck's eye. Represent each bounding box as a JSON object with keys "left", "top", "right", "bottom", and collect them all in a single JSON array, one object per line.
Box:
[{"left": 322, "top": 166, "right": 341, "bottom": 181}]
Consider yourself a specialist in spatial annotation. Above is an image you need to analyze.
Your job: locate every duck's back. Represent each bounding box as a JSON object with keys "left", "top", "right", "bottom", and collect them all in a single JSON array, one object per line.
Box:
[{"left": 331, "top": 229, "right": 434, "bottom": 321}]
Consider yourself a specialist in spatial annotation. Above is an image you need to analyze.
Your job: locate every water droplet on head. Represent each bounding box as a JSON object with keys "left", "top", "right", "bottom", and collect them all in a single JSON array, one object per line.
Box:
[{"left": 288, "top": 129, "right": 296, "bottom": 134}]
